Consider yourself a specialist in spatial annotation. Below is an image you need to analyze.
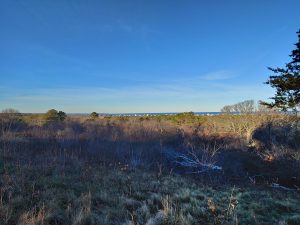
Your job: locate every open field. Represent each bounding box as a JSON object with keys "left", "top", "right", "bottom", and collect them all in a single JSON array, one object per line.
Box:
[
  {"left": 1, "top": 112, "right": 300, "bottom": 225},
  {"left": 2, "top": 1, "right": 300, "bottom": 224}
]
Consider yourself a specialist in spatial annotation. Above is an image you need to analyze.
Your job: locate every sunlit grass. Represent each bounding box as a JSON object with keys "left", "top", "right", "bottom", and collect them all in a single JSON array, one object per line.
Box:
[{"left": 1, "top": 155, "right": 300, "bottom": 225}]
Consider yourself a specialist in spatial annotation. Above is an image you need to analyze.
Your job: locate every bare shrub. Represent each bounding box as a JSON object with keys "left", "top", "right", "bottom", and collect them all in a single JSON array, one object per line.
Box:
[
  {"left": 165, "top": 134, "right": 225, "bottom": 176},
  {"left": 0, "top": 109, "right": 24, "bottom": 140},
  {"left": 252, "top": 115, "right": 298, "bottom": 150}
]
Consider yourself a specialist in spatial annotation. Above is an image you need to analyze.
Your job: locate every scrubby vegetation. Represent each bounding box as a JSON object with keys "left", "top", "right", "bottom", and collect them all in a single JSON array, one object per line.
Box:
[
  {"left": 43, "top": 109, "right": 67, "bottom": 122},
  {"left": 1, "top": 109, "right": 300, "bottom": 224},
  {"left": 89, "top": 112, "right": 99, "bottom": 120}
]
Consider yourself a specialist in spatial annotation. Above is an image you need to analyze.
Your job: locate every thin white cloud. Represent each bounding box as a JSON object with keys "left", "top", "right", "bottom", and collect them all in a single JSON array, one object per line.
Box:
[
  {"left": 199, "top": 70, "right": 237, "bottom": 81},
  {"left": 8, "top": 76, "right": 268, "bottom": 102},
  {"left": 1, "top": 70, "right": 272, "bottom": 113}
]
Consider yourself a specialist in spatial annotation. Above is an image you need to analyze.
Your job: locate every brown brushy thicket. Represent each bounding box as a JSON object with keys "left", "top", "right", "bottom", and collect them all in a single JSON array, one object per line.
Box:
[
  {"left": 1, "top": 113, "right": 299, "bottom": 185},
  {"left": 0, "top": 113, "right": 300, "bottom": 224}
]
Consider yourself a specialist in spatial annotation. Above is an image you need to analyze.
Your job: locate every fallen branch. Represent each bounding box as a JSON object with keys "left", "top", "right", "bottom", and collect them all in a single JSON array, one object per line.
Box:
[
  {"left": 166, "top": 150, "right": 222, "bottom": 173},
  {"left": 271, "top": 183, "right": 300, "bottom": 191}
]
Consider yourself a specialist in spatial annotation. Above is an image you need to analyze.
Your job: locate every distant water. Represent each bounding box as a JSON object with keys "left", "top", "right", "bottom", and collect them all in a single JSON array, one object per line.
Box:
[
  {"left": 71, "top": 112, "right": 221, "bottom": 116},
  {"left": 69, "top": 111, "right": 299, "bottom": 117},
  {"left": 109, "top": 112, "right": 221, "bottom": 116}
]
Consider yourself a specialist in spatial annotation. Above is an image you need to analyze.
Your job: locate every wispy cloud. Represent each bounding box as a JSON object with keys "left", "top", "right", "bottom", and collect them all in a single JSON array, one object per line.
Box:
[
  {"left": 1, "top": 70, "right": 272, "bottom": 113},
  {"left": 199, "top": 70, "right": 237, "bottom": 81},
  {"left": 1, "top": 68, "right": 273, "bottom": 113}
]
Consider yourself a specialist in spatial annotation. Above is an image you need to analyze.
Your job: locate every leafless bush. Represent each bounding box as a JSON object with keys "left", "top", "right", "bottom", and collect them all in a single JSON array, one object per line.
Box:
[
  {"left": 0, "top": 109, "right": 23, "bottom": 136},
  {"left": 169, "top": 149, "right": 222, "bottom": 174},
  {"left": 252, "top": 115, "right": 298, "bottom": 150},
  {"left": 166, "top": 137, "right": 224, "bottom": 174}
]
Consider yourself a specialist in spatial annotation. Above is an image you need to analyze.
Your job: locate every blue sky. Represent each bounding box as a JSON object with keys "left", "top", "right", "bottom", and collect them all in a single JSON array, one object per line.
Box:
[{"left": 1, "top": 0, "right": 300, "bottom": 113}]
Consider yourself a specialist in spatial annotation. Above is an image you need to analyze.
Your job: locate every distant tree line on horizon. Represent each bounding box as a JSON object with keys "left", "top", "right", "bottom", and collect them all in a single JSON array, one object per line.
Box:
[{"left": 220, "top": 100, "right": 277, "bottom": 114}]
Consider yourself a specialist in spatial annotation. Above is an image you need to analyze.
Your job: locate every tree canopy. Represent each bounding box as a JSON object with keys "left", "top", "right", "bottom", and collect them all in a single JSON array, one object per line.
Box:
[
  {"left": 220, "top": 100, "right": 255, "bottom": 114},
  {"left": 261, "top": 29, "right": 300, "bottom": 113},
  {"left": 44, "top": 109, "right": 66, "bottom": 122},
  {"left": 89, "top": 112, "right": 99, "bottom": 119}
]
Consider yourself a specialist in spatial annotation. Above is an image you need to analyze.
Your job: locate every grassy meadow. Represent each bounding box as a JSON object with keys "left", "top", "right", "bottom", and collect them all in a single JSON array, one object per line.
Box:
[{"left": 1, "top": 111, "right": 300, "bottom": 225}]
